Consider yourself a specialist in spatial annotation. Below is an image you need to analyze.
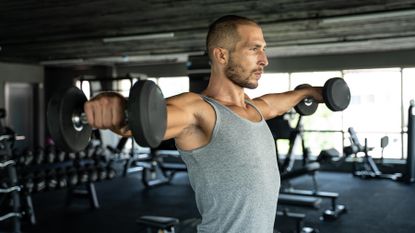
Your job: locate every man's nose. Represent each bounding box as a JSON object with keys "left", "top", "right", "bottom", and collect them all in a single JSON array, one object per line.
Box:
[{"left": 258, "top": 51, "right": 268, "bottom": 67}]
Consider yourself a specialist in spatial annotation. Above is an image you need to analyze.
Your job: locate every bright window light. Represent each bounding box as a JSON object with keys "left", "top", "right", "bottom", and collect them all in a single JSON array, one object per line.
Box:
[
  {"left": 158, "top": 76, "right": 189, "bottom": 98},
  {"left": 245, "top": 73, "right": 289, "bottom": 98}
]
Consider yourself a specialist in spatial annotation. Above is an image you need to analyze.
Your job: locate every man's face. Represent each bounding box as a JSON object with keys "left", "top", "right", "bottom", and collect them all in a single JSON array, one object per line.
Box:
[{"left": 225, "top": 24, "right": 268, "bottom": 89}]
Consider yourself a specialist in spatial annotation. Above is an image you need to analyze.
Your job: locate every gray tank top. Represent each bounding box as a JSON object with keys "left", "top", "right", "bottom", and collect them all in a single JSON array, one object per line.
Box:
[{"left": 178, "top": 96, "right": 280, "bottom": 233}]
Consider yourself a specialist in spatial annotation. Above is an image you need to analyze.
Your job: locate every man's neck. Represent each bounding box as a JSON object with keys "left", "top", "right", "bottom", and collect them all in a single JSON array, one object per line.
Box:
[{"left": 202, "top": 74, "right": 246, "bottom": 107}]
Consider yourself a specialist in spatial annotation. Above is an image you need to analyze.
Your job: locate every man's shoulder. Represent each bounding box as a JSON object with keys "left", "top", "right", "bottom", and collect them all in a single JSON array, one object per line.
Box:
[
  {"left": 166, "top": 92, "right": 213, "bottom": 113},
  {"left": 167, "top": 92, "right": 204, "bottom": 104}
]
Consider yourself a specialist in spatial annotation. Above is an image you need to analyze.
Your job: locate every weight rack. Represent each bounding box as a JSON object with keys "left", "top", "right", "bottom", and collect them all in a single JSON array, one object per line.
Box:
[
  {"left": 0, "top": 125, "right": 24, "bottom": 233},
  {"left": 13, "top": 138, "right": 118, "bottom": 225}
]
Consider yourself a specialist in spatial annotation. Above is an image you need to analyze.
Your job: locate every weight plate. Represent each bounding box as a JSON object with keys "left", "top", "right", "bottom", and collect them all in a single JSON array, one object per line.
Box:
[
  {"left": 47, "top": 87, "right": 92, "bottom": 152},
  {"left": 323, "top": 78, "right": 351, "bottom": 111},
  {"left": 294, "top": 84, "right": 318, "bottom": 116},
  {"left": 128, "top": 80, "right": 167, "bottom": 148}
]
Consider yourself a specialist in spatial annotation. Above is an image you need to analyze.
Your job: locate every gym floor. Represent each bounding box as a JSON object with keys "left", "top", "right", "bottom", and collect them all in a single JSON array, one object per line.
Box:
[{"left": 13, "top": 168, "right": 415, "bottom": 233}]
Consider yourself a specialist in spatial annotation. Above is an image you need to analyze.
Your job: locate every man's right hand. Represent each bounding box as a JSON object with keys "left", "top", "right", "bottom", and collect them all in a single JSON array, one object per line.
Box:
[{"left": 83, "top": 92, "right": 131, "bottom": 137}]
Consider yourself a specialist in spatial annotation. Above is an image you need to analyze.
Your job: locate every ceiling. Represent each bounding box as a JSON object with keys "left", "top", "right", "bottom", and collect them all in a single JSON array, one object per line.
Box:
[{"left": 1, "top": 0, "right": 415, "bottom": 66}]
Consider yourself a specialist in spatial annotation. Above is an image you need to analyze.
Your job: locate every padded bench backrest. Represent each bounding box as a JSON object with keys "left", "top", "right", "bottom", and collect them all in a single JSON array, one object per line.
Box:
[{"left": 348, "top": 127, "right": 365, "bottom": 152}]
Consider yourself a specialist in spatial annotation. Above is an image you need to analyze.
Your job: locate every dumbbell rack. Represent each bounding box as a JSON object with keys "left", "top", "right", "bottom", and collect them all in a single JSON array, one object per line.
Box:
[
  {"left": 0, "top": 130, "right": 23, "bottom": 233},
  {"left": 14, "top": 138, "right": 117, "bottom": 226}
]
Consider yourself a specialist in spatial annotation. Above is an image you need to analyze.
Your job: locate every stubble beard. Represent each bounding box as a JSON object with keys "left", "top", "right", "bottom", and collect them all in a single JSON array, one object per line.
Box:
[{"left": 225, "top": 57, "right": 259, "bottom": 89}]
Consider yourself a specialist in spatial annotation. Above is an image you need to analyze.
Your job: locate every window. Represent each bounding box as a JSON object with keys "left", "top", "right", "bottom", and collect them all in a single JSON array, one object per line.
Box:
[
  {"left": 245, "top": 73, "right": 289, "bottom": 98},
  {"left": 342, "top": 68, "right": 402, "bottom": 158},
  {"left": 157, "top": 76, "right": 189, "bottom": 98},
  {"left": 262, "top": 69, "right": 410, "bottom": 160},
  {"left": 75, "top": 80, "right": 91, "bottom": 99},
  {"left": 116, "top": 79, "right": 134, "bottom": 97}
]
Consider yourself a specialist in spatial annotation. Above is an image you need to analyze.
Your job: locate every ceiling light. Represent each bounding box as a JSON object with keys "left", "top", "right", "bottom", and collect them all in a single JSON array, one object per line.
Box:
[
  {"left": 40, "top": 58, "right": 84, "bottom": 65},
  {"left": 102, "top": 32, "right": 175, "bottom": 43}
]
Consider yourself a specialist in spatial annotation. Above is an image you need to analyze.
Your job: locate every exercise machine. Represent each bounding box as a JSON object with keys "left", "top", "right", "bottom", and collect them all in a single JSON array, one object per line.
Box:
[
  {"left": 344, "top": 127, "right": 402, "bottom": 180},
  {"left": 267, "top": 114, "right": 347, "bottom": 222},
  {"left": 399, "top": 100, "right": 415, "bottom": 183},
  {"left": 267, "top": 113, "right": 346, "bottom": 228}
]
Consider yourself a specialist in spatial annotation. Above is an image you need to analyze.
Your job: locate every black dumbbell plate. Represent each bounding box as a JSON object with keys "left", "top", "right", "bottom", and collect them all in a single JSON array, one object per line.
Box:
[
  {"left": 323, "top": 78, "right": 351, "bottom": 112},
  {"left": 294, "top": 84, "right": 319, "bottom": 116},
  {"left": 47, "top": 87, "right": 92, "bottom": 152},
  {"left": 128, "top": 80, "right": 167, "bottom": 148}
]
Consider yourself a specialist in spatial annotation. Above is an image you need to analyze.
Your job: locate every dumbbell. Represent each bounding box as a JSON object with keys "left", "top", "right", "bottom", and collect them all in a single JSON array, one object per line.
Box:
[
  {"left": 78, "top": 168, "right": 89, "bottom": 184},
  {"left": 34, "top": 147, "right": 45, "bottom": 165},
  {"left": 47, "top": 80, "right": 167, "bottom": 153},
  {"left": 294, "top": 77, "right": 351, "bottom": 116},
  {"left": 16, "top": 149, "right": 34, "bottom": 166},
  {"left": 66, "top": 168, "right": 79, "bottom": 187},
  {"left": 56, "top": 151, "right": 66, "bottom": 163},
  {"left": 45, "top": 170, "right": 58, "bottom": 190},
  {"left": 45, "top": 144, "right": 56, "bottom": 164},
  {"left": 76, "top": 151, "right": 87, "bottom": 160},
  {"left": 34, "top": 172, "right": 46, "bottom": 193},
  {"left": 87, "top": 166, "right": 99, "bottom": 182},
  {"left": 106, "top": 161, "right": 116, "bottom": 180},
  {"left": 97, "top": 165, "right": 108, "bottom": 181},
  {"left": 107, "top": 166, "right": 116, "bottom": 180},
  {"left": 55, "top": 168, "right": 68, "bottom": 189},
  {"left": 22, "top": 174, "right": 35, "bottom": 193}
]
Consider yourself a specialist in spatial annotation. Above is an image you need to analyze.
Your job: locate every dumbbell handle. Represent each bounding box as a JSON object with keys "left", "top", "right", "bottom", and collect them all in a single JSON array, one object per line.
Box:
[
  {"left": 303, "top": 97, "right": 314, "bottom": 106},
  {"left": 72, "top": 112, "right": 129, "bottom": 132},
  {"left": 72, "top": 113, "right": 88, "bottom": 131}
]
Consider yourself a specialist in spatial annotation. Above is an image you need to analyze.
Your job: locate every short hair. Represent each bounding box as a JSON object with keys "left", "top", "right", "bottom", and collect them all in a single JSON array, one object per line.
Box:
[{"left": 206, "top": 15, "right": 259, "bottom": 59}]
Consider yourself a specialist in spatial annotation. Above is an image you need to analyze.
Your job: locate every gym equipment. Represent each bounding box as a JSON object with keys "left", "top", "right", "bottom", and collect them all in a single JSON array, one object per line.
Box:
[
  {"left": 47, "top": 80, "right": 167, "bottom": 152},
  {"left": 400, "top": 100, "right": 415, "bottom": 183},
  {"left": 295, "top": 77, "right": 351, "bottom": 116},
  {"left": 17, "top": 150, "right": 34, "bottom": 166},
  {"left": 34, "top": 172, "right": 46, "bottom": 192},
  {"left": 45, "top": 145, "right": 56, "bottom": 164},
  {"left": 87, "top": 167, "right": 98, "bottom": 182},
  {"left": 136, "top": 215, "right": 179, "bottom": 233},
  {"left": 345, "top": 127, "right": 402, "bottom": 180},
  {"left": 294, "top": 84, "right": 318, "bottom": 116},
  {"left": 0, "top": 159, "right": 22, "bottom": 233},
  {"left": 66, "top": 182, "right": 100, "bottom": 209},
  {"left": 66, "top": 168, "right": 79, "bottom": 187},
  {"left": 139, "top": 143, "right": 187, "bottom": 188},
  {"left": 56, "top": 151, "right": 66, "bottom": 162},
  {"left": 267, "top": 114, "right": 347, "bottom": 222},
  {"left": 45, "top": 170, "right": 58, "bottom": 190},
  {"left": 128, "top": 79, "right": 167, "bottom": 149},
  {"left": 56, "top": 169, "right": 68, "bottom": 189},
  {"left": 0, "top": 112, "right": 23, "bottom": 233},
  {"left": 276, "top": 210, "right": 319, "bottom": 233},
  {"left": 34, "top": 147, "right": 45, "bottom": 165},
  {"left": 97, "top": 165, "right": 108, "bottom": 181},
  {"left": 106, "top": 162, "right": 116, "bottom": 180},
  {"left": 22, "top": 175, "right": 34, "bottom": 194}
]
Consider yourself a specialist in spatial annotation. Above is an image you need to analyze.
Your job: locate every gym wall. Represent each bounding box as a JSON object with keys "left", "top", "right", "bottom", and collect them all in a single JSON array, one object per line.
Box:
[{"left": 0, "top": 62, "right": 44, "bottom": 150}]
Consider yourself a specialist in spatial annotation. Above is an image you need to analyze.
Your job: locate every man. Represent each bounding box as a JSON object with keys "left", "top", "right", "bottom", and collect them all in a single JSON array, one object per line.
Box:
[{"left": 84, "top": 15, "right": 323, "bottom": 233}]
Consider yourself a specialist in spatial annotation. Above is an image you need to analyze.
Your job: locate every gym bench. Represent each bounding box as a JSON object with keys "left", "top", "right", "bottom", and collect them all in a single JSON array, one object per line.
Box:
[{"left": 136, "top": 216, "right": 179, "bottom": 233}]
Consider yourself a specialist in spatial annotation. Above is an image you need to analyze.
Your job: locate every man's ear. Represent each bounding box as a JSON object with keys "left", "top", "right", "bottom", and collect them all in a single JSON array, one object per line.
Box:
[{"left": 212, "top": 47, "right": 229, "bottom": 65}]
